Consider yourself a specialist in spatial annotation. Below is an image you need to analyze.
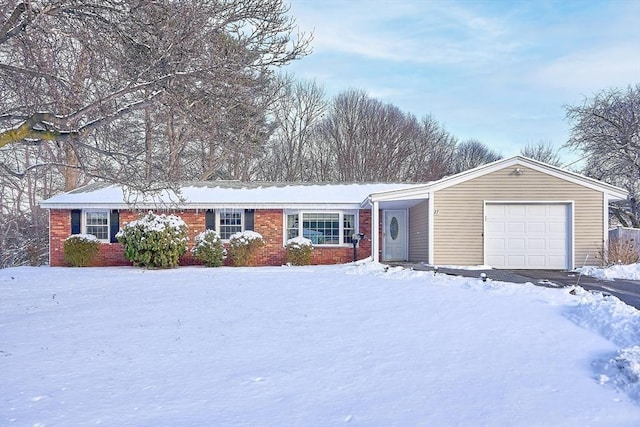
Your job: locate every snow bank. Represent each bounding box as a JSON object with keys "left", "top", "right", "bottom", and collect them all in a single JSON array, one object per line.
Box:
[
  {"left": 565, "top": 287, "right": 640, "bottom": 348},
  {"left": 597, "top": 346, "right": 640, "bottom": 404},
  {"left": 578, "top": 263, "right": 640, "bottom": 280},
  {"left": 563, "top": 286, "right": 640, "bottom": 405}
]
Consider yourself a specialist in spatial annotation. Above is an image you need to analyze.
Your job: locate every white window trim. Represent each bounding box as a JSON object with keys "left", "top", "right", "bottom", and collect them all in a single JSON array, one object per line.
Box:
[
  {"left": 283, "top": 210, "right": 358, "bottom": 247},
  {"left": 83, "top": 209, "right": 110, "bottom": 243},
  {"left": 215, "top": 209, "right": 245, "bottom": 241}
]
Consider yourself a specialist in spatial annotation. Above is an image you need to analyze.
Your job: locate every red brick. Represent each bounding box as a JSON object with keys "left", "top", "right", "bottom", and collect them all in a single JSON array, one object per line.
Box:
[{"left": 48, "top": 208, "right": 375, "bottom": 267}]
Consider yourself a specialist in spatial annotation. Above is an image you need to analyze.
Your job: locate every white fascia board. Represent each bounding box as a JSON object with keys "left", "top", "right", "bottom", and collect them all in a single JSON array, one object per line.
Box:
[
  {"left": 39, "top": 203, "right": 130, "bottom": 210},
  {"left": 362, "top": 156, "right": 628, "bottom": 206},
  {"left": 427, "top": 156, "right": 628, "bottom": 199},
  {"left": 369, "top": 185, "right": 431, "bottom": 202},
  {"left": 40, "top": 202, "right": 364, "bottom": 211},
  {"left": 513, "top": 157, "right": 627, "bottom": 199}
]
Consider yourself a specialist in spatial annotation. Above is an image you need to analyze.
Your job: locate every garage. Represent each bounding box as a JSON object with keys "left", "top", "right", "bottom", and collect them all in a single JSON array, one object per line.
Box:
[{"left": 484, "top": 203, "right": 571, "bottom": 269}]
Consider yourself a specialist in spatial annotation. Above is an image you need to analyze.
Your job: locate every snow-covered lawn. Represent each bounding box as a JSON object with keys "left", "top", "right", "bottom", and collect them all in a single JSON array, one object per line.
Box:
[{"left": 1, "top": 262, "right": 639, "bottom": 426}]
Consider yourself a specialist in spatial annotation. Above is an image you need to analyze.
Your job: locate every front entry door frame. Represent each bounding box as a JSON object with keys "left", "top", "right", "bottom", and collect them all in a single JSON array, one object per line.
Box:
[{"left": 382, "top": 209, "right": 408, "bottom": 261}]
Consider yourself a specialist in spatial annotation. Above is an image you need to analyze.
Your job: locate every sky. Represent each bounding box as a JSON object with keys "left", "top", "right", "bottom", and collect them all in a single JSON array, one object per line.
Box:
[{"left": 285, "top": 0, "right": 640, "bottom": 164}]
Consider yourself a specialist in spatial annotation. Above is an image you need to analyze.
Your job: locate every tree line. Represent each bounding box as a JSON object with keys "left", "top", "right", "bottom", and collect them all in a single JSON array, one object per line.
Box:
[{"left": 1, "top": 0, "right": 638, "bottom": 267}]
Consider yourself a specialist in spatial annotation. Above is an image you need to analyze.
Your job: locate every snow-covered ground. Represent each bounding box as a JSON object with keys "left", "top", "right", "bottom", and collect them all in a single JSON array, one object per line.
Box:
[{"left": 1, "top": 262, "right": 639, "bottom": 426}]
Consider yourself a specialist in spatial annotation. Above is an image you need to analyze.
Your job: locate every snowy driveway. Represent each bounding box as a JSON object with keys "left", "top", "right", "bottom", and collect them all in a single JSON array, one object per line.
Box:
[
  {"left": 507, "top": 269, "right": 640, "bottom": 309},
  {"left": 397, "top": 263, "right": 640, "bottom": 309}
]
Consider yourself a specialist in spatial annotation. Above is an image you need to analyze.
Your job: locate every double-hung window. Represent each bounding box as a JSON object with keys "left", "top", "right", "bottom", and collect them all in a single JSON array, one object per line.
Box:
[
  {"left": 84, "top": 210, "right": 109, "bottom": 241},
  {"left": 285, "top": 211, "right": 357, "bottom": 246},
  {"left": 218, "top": 209, "right": 243, "bottom": 239},
  {"left": 206, "top": 209, "right": 253, "bottom": 240}
]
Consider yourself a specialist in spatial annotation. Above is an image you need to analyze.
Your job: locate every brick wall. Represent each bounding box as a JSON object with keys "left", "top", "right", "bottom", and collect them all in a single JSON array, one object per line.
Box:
[
  {"left": 50, "top": 210, "right": 136, "bottom": 267},
  {"left": 48, "top": 208, "right": 374, "bottom": 267}
]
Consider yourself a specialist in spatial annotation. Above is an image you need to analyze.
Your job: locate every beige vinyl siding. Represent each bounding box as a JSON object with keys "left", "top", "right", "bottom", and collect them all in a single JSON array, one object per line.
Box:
[
  {"left": 433, "top": 165, "right": 603, "bottom": 268},
  {"left": 409, "top": 200, "right": 429, "bottom": 262}
]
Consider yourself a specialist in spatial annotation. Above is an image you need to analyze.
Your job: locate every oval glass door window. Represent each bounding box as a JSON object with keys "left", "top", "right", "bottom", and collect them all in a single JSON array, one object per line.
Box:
[{"left": 390, "top": 217, "right": 399, "bottom": 240}]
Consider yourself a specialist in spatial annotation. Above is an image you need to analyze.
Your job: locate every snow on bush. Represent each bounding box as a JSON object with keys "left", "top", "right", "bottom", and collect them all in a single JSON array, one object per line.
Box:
[
  {"left": 116, "top": 211, "right": 188, "bottom": 268},
  {"left": 63, "top": 234, "right": 100, "bottom": 267},
  {"left": 227, "top": 230, "right": 265, "bottom": 266},
  {"left": 65, "top": 233, "right": 99, "bottom": 242},
  {"left": 191, "top": 230, "right": 226, "bottom": 267},
  {"left": 286, "top": 236, "right": 313, "bottom": 266},
  {"left": 286, "top": 236, "right": 313, "bottom": 248}
]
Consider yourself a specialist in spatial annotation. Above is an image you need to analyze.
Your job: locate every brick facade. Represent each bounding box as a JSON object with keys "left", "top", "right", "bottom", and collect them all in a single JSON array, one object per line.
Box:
[{"left": 49, "top": 208, "right": 374, "bottom": 267}]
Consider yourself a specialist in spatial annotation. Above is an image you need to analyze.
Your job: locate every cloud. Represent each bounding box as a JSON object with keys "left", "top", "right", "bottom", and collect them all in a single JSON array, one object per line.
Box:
[
  {"left": 533, "top": 44, "right": 640, "bottom": 92},
  {"left": 290, "top": 0, "right": 519, "bottom": 67}
]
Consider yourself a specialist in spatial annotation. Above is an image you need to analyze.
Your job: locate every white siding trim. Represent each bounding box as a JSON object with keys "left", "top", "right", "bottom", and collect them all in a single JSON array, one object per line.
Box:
[
  {"left": 570, "top": 201, "right": 576, "bottom": 270},
  {"left": 429, "top": 157, "right": 627, "bottom": 199},
  {"left": 48, "top": 209, "right": 52, "bottom": 266},
  {"left": 602, "top": 193, "right": 610, "bottom": 262},
  {"left": 367, "top": 157, "right": 628, "bottom": 204},
  {"left": 372, "top": 201, "right": 380, "bottom": 262},
  {"left": 428, "top": 192, "right": 434, "bottom": 265}
]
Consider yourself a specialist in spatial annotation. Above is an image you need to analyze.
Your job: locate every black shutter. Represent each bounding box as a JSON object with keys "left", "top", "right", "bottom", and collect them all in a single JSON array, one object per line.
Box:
[
  {"left": 110, "top": 210, "right": 120, "bottom": 243},
  {"left": 205, "top": 210, "right": 215, "bottom": 230},
  {"left": 244, "top": 209, "right": 254, "bottom": 231},
  {"left": 71, "top": 210, "right": 81, "bottom": 234}
]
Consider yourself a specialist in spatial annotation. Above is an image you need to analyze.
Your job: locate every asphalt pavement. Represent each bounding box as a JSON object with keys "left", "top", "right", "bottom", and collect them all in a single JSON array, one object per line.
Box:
[{"left": 393, "top": 263, "right": 640, "bottom": 310}]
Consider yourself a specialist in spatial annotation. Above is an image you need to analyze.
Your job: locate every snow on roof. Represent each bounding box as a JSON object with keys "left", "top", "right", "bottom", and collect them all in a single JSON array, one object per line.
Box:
[{"left": 40, "top": 181, "right": 426, "bottom": 209}]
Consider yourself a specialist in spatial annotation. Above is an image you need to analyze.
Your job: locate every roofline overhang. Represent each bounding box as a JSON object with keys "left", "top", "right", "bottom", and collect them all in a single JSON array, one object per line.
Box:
[
  {"left": 363, "top": 156, "right": 629, "bottom": 203},
  {"left": 39, "top": 202, "right": 367, "bottom": 211}
]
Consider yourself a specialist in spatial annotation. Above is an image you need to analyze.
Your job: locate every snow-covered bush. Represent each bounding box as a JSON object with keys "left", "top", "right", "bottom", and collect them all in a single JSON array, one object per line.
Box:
[
  {"left": 227, "top": 231, "right": 265, "bottom": 266},
  {"left": 116, "top": 211, "right": 188, "bottom": 268},
  {"left": 63, "top": 234, "right": 100, "bottom": 267},
  {"left": 191, "top": 230, "right": 226, "bottom": 267},
  {"left": 286, "top": 236, "right": 313, "bottom": 266}
]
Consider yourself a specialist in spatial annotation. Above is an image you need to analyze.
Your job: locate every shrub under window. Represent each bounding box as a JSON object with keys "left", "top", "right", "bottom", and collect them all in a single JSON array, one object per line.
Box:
[
  {"left": 192, "top": 230, "right": 226, "bottom": 267},
  {"left": 63, "top": 234, "right": 100, "bottom": 267},
  {"left": 227, "top": 231, "right": 265, "bottom": 266},
  {"left": 286, "top": 236, "right": 313, "bottom": 266}
]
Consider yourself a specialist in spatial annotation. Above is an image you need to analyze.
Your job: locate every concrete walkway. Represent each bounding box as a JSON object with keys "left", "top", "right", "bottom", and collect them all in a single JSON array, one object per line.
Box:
[{"left": 389, "top": 262, "right": 640, "bottom": 309}]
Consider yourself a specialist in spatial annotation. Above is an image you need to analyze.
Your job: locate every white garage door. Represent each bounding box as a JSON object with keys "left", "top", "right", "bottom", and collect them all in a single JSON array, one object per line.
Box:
[{"left": 485, "top": 203, "right": 570, "bottom": 269}]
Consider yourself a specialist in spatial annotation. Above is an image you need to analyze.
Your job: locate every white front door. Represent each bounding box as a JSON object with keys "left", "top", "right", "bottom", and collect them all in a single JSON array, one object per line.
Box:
[{"left": 383, "top": 210, "right": 407, "bottom": 261}]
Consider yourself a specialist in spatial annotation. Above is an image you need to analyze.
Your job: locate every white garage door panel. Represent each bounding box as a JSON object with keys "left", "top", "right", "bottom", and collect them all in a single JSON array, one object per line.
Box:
[
  {"left": 528, "top": 238, "right": 546, "bottom": 250},
  {"left": 485, "top": 203, "right": 570, "bottom": 269},
  {"left": 527, "top": 222, "right": 545, "bottom": 233},
  {"left": 508, "top": 238, "right": 525, "bottom": 250},
  {"left": 508, "top": 222, "right": 525, "bottom": 232},
  {"left": 508, "top": 205, "right": 526, "bottom": 216},
  {"left": 527, "top": 255, "right": 546, "bottom": 267},
  {"left": 508, "top": 255, "right": 526, "bottom": 265}
]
